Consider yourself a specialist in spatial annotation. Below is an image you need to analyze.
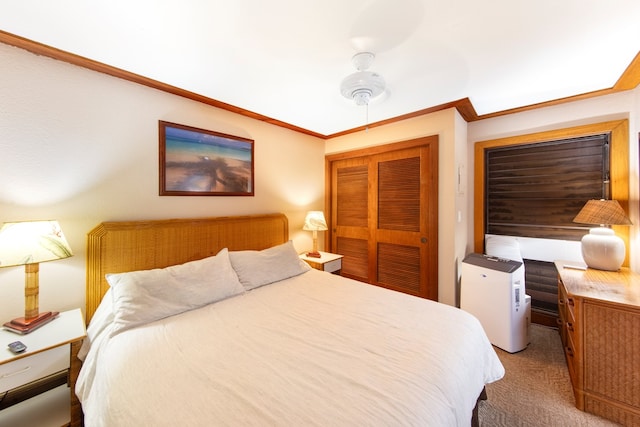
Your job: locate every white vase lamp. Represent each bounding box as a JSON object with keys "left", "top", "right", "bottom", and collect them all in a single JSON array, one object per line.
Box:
[
  {"left": 573, "top": 199, "right": 632, "bottom": 271},
  {"left": 580, "top": 227, "right": 626, "bottom": 271}
]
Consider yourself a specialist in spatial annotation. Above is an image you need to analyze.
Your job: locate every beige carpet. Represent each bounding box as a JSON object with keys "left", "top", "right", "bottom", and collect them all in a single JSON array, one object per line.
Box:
[{"left": 478, "top": 324, "right": 620, "bottom": 426}]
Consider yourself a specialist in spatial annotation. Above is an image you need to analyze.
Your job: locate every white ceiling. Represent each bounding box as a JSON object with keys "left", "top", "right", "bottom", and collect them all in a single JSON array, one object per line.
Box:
[{"left": 1, "top": 0, "right": 639, "bottom": 136}]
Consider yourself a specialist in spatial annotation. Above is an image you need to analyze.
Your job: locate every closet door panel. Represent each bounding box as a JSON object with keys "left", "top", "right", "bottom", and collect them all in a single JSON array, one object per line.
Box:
[
  {"left": 372, "top": 147, "right": 435, "bottom": 298},
  {"left": 336, "top": 237, "right": 369, "bottom": 279},
  {"left": 377, "top": 242, "right": 421, "bottom": 294},
  {"left": 332, "top": 158, "right": 369, "bottom": 282},
  {"left": 377, "top": 156, "right": 421, "bottom": 232}
]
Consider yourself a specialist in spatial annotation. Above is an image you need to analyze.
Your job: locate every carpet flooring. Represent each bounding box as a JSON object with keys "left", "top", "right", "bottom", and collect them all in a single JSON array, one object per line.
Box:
[{"left": 478, "top": 324, "right": 620, "bottom": 426}]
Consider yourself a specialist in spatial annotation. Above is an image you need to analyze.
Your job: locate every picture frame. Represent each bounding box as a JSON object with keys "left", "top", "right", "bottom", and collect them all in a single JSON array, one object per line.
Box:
[{"left": 159, "top": 121, "right": 254, "bottom": 196}]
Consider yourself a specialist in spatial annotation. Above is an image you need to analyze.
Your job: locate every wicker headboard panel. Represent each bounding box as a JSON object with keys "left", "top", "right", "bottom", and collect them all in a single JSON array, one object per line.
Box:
[{"left": 85, "top": 213, "right": 289, "bottom": 322}]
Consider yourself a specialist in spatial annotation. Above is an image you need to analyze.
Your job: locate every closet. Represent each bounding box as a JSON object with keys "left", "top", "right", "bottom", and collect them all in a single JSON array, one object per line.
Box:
[{"left": 326, "top": 136, "right": 438, "bottom": 300}]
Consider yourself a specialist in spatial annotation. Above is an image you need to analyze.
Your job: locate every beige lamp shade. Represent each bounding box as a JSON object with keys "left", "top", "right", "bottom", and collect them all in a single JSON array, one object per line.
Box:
[
  {"left": 573, "top": 200, "right": 631, "bottom": 271},
  {"left": 303, "top": 211, "right": 327, "bottom": 257},
  {"left": 0, "top": 220, "right": 73, "bottom": 332},
  {"left": 0, "top": 220, "right": 73, "bottom": 267},
  {"left": 572, "top": 199, "right": 632, "bottom": 226},
  {"left": 303, "top": 211, "right": 328, "bottom": 231}
]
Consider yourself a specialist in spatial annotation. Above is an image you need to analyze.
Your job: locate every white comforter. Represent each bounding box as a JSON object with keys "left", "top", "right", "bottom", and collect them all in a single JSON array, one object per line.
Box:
[{"left": 77, "top": 269, "right": 504, "bottom": 426}]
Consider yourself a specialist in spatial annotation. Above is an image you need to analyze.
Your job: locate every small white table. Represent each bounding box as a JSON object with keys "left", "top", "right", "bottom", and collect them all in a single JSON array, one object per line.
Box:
[
  {"left": 0, "top": 308, "right": 86, "bottom": 427},
  {"left": 300, "top": 251, "right": 343, "bottom": 274}
]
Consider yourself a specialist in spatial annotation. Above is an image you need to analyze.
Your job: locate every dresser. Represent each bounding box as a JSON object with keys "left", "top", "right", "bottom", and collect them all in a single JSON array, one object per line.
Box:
[{"left": 555, "top": 261, "right": 640, "bottom": 426}]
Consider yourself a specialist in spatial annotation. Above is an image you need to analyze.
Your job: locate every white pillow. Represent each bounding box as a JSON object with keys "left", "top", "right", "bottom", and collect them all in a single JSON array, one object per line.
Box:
[
  {"left": 229, "top": 240, "right": 311, "bottom": 291},
  {"left": 107, "top": 248, "right": 244, "bottom": 336},
  {"left": 485, "top": 235, "right": 523, "bottom": 262}
]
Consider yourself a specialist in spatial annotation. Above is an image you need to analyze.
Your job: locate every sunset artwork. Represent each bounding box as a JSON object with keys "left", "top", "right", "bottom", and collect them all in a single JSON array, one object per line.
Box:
[{"left": 159, "top": 121, "right": 254, "bottom": 196}]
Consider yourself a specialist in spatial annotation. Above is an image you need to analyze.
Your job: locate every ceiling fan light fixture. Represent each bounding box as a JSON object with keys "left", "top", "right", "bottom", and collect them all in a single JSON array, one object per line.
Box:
[
  {"left": 340, "top": 69, "right": 386, "bottom": 106},
  {"left": 352, "top": 88, "right": 372, "bottom": 106}
]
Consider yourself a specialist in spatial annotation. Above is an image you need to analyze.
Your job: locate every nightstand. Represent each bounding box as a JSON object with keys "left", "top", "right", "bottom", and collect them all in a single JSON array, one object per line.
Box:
[
  {"left": 0, "top": 308, "right": 86, "bottom": 427},
  {"left": 300, "top": 251, "right": 343, "bottom": 274}
]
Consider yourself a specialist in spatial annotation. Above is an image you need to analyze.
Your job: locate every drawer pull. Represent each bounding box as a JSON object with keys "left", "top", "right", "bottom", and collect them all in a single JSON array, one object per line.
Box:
[
  {"left": 558, "top": 299, "right": 565, "bottom": 306},
  {"left": 567, "top": 298, "right": 575, "bottom": 306},
  {"left": 566, "top": 322, "right": 574, "bottom": 332},
  {"left": 565, "top": 346, "right": 574, "bottom": 357},
  {"left": 1, "top": 365, "right": 31, "bottom": 379}
]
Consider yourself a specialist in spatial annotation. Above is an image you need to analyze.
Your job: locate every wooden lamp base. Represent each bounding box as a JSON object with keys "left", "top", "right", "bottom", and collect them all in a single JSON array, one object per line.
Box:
[
  {"left": 3, "top": 263, "right": 59, "bottom": 334},
  {"left": 4, "top": 312, "right": 59, "bottom": 334},
  {"left": 11, "top": 311, "right": 56, "bottom": 327},
  {"left": 306, "top": 231, "right": 322, "bottom": 258}
]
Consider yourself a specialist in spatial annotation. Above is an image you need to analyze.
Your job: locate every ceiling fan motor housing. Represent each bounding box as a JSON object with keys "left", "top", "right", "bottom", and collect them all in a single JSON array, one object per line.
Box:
[{"left": 341, "top": 69, "right": 386, "bottom": 106}]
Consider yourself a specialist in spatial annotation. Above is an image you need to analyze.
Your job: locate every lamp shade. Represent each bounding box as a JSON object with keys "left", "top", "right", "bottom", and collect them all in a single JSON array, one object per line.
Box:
[
  {"left": 303, "top": 211, "right": 328, "bottom": 231},
  {"left": 0, "top": 220, "right": 73, "bottom": 268},
  {"left": 572, "top": 199, "right": 632, "bottom": 226},
  {"left": 573, "top": 200, "right": 631, "bottom": 271}
]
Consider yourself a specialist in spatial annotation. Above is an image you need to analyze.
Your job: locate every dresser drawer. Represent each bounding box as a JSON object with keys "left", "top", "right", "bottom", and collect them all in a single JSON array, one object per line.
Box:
[
  {"left": 563, "top": 328, "right": 577, "bottom": 386},
  {"left": 0, "top": 345, "right": 69, "bottom": 393}
]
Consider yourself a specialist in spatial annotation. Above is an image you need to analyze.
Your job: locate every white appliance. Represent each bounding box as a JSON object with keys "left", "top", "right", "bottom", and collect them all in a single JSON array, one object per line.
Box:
[{"left": 461, "top": 253, "right": 529, "bottom": 353}]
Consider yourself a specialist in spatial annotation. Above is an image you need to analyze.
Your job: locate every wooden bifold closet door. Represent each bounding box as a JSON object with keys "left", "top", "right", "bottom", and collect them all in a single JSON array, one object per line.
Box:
[{"left": 328, "top": 138, "right": 438, "bottom": 300}]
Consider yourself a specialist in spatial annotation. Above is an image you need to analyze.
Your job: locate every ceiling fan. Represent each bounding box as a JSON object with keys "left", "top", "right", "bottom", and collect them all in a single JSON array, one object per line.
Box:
[{"left": 340, "top": 52, "right": 386, "bottom": 106}]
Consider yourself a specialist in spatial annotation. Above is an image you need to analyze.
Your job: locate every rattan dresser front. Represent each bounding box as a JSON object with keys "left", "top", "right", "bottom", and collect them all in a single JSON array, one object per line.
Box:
[{"left": 556, "top": 261, "right": 640, "bottom": 426}]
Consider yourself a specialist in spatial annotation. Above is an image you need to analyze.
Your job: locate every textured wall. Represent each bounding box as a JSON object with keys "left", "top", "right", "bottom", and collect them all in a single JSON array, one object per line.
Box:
[{"left": 0, "top": 42, "right": 325, "bottom": 319}]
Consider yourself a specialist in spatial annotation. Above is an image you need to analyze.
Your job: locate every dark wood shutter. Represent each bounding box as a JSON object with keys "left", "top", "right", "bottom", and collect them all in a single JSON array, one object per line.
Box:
[
  {"left": 485, "top": 134, "right": 610, "bottom": 240},
  {"left": 523, "top": 259, "right": 559, "bottom": 319}
]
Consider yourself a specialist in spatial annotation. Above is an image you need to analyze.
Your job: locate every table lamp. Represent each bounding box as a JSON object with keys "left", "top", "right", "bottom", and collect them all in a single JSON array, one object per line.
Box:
[
  {"left": 303, "top": 211, "right": 328, "bottom": 258},
  {"left": 0, "top": 220, "right": 73, "bottom": 333},
  {"left": 573, "top": 199, "right": 631, "bottom": 271}
]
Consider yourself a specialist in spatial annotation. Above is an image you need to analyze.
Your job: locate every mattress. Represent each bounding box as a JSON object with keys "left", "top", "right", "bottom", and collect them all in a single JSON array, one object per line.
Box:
[{"left": 77, "top": 268, "right": 504, "bottom": 426}]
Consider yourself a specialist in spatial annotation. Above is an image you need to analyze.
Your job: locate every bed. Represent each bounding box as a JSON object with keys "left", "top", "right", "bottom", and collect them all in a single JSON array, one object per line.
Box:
[{"left": 76, "top": 213, "right": 504, "bottom": 426}]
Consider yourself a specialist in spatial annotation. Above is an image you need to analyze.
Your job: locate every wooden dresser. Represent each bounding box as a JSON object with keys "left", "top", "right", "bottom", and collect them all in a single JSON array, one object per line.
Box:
[{"left": 555, "top": 261, "right": 640, "bottom": 426}]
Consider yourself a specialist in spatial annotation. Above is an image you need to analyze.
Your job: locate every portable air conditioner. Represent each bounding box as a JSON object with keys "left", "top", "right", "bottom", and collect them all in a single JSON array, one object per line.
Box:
[{"left": 461, "top": 253, "right": 529, "bottom": 353}]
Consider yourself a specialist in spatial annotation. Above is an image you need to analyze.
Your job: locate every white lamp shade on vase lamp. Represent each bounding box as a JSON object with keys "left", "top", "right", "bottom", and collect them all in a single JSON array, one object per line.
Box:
[
  {"left": 573, "top": 199, "right": 631, "bottom": 271},
  {"left": 303, "top": 211, "right": 328, "bottom": 258}
]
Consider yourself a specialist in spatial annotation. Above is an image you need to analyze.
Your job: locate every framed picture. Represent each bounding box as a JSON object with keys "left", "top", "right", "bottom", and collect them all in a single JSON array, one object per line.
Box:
[{"left": 159, "top": 121, "right": 254, "bottom": 196}]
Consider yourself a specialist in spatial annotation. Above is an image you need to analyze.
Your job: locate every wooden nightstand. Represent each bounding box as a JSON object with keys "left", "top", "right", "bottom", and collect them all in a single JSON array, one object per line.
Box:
[
  {"left": 0, "top": 308, "right": 86, "bottom": 427},
  {"left": 300, "top": 251, "right": 343, "bottom": 274}
]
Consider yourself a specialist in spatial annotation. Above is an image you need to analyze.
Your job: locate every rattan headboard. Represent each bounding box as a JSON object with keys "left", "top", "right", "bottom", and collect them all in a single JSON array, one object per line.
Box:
[{"left": 85, "top": 213, "right": 289, "bottom": 322}]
